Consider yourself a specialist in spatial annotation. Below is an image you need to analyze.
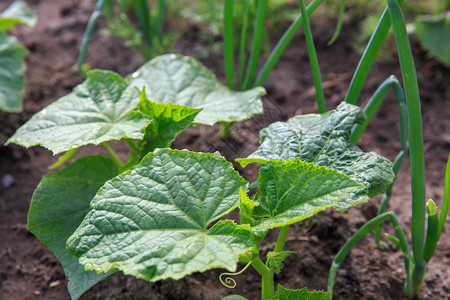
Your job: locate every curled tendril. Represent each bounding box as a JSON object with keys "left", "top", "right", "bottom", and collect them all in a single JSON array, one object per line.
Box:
[{"left": 219, "top": 261, "right": 252, "bottom": 289}]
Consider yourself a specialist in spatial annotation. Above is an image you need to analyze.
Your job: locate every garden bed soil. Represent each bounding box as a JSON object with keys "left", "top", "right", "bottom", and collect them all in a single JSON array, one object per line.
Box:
[{"left": 1, "top": 1, "right": 449, "bottom": 299}]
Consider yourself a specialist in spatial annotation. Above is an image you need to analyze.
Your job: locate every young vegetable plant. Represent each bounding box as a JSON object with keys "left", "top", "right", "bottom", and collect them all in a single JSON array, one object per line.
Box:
[
  {"left": 0, "top": 0, "right": 36, "bottom": 112},
  {"left": 64, "top": 102, "right": 395, "bottom": 300},
  {"left": 6, "top": 52, "right": 265, "bottom": 298},
  {"left": 327, "top": 0, "right": 450, "bottom": 298}
]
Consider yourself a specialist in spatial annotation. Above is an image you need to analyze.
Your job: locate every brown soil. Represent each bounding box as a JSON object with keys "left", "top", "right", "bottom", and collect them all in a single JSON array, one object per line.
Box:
[{"left": 1, "top": 1, "right": 449, "bottom": 300}]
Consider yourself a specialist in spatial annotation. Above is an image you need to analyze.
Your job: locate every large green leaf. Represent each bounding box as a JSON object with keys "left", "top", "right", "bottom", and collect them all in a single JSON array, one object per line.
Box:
[
  {"left": 0, "top": 0, "right": 36, "bottom": 31},
  {"left": 246, "top": 159, "right": 363, "bottom": 235},
  {"left": 272, "top": 284, "right": 331, "bottom": 300},
  {"left": 0, "top": 32, "right": 27, "bottom": 112},
  {"left": 127, "top": 54, "right": 265, "bottom": 125},
  {"left": 27, "top": 156, "right": 119, "bottom": 300},
  {"left": 237, "top": 103, "right": 395, "bottom": 211},
  {"left": 138, "top": 90, "right": 202, "bottom": 157},
  {"left": 415, "top": 13, "right": 450, "bottom": 67},
  {"left": 66, "top": 149, "right": 254, "bottom": 282},
  {"left": 6, "top": 70, "right": 151, "bottom": 154}
]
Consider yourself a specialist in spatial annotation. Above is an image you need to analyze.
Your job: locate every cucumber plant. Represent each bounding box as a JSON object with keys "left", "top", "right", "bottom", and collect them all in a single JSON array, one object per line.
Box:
[
  {"left": 6, "top": 51, "right": 266, "bottom": 298},
  {"left": 0, "top": 0, "right": 36, "bottom": 112},
  {"left": 64, "top": 102, "right": 394, "bottom": 300}
]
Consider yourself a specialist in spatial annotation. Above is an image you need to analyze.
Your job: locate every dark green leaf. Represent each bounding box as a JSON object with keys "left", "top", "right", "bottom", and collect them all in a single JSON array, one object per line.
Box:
[
  {"left": 66, "top": 149, "right": 255, "bottom": 282},
  {"left": 237, "top": 103, "right": 395, "bottom": 211},
  {"left": 251, "top": 159, "right": 363, "bottom": 234},
  {"left": 128, "top": 54, "right": 265, "bottom": 125},
  {"left": 27, "top": 156, "right": 119, "bottom": 300}
]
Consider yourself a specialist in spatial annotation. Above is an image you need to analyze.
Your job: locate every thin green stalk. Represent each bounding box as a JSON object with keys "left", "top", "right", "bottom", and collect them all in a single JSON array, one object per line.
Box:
[
  {"left": 274, "top": 225, "right": 290, "bottom": 253},
  {"left": 132, "top": 0, "right": 151, "bottom": 46},
  {"left": 388, "top": 0, "right": 426, "bottom": 274},
  {"left": 251, "top": 255, "right": 274, "bottom": 300},
  {"left": 238, "top": 0, "right": 250, "bottom": 90},
  {"left": 254, "top": 0, "right": 323, "bottom": 87},
  {"left": 78, "top": 0, "right": 108, "bottom": 78},
  {"left": 155, "top": 0, "right": 165, "bottom": 43},
  {"left": 48, "top": 148, "right": 78, "bottom": 169},
  {"left": 344, "top": 0, "right": 405, "bottom": 105},
  {"left": 350, "top": 75, "right": 406, "bottom": 144},
  {"left": 124, "top": 138, "right": 139, "bottom": 156},
  {"left": 328, "top": 211, "right": 411, "bottom": 293},
  {"left": 375, "top": 150, "right": 406, "bottom": 246},
  {"left": 423, "top": 200, "right": 439, "bottom": 262},
  {"left": 298, "top": 0, "right": 325, "bottom": 113},
  {"left": 438, "top": 153, "right": 450, "bottom": 238},
  {"left": 327, "top": 0, "right": 346, "bottom": 45},
  {"left": 101, "top": 142, "right": 123, "bottom": 169},
  {"left": 224, "top": 0, "right": 234, "bottom": 89},
  {"left": 243, "top": 0, "right": 268, "bottom": 90}
]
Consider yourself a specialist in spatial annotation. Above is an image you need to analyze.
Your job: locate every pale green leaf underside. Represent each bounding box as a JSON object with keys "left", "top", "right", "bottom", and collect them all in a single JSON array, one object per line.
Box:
[
  {"left": 251, "top": 159, "right": 362, "bottom": 234},
  {"left": 0, "top": 0, "right": 36, "bottom": 30},
  {"left": 7, "top": 70, "right": 151, "bottom": 154},
  {"left": 273, "top": 284, "right": 331, "bottom": 300},
  {"left": 128, "top": 54, "right": 265, "bottom": 125},
  {"left": 27, "top": 156, "right": 119, "bottom": 300},
  {"left": 0, "top": 32, "right": 27, "bottom": 112},
  {"left": 67, "top": 149, "right": 254, "bottom": 282},
  {"left": 238, "top": 103, "right": 394, "bottom": 211},
  {"left": 415, "top": 13, "right": 450, "bottom": 67}
]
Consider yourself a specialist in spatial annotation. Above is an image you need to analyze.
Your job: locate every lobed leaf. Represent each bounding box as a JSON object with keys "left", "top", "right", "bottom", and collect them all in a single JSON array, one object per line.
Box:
[
  {"left": 0, "top": 32, "right": 27, "bottom": 112},
  {"left": 6, "top": 70, "right": 151, "bottom": 154},
  {"left": 66, "top": 149, "right": 255, "bottom": 282},
  {"left": 248, "top": 159, "right": 363, "bottom": 234},
  {"left": 127, "top": 54, "right": 265, "bottom": 125},
  {"left": 272, "top": 284, "right": 331, "bottom": 300},
  {"left": 27, "top": 156, "right": 119, "bottom": 300},
  {"left": 237, "top": 103, "right": 395, "bottom": 211},
  {"left": 0, "top": 0, "right": 36, "bottom": 31},
  {"left": 138, "top": 90, "right": 201, "bottom": 157}
]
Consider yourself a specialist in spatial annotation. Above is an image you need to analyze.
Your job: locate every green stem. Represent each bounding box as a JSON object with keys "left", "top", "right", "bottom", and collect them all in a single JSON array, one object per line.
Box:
[
  {"left": 388, "top": 0, "right": 426, "bottom": 273},
  {"left": 101, "top": 142, "right": 124, "bottom": 169},
  {"left": 298, "top": 0, "right": 325, "bottom": 113},
  {"left": 274, "top": 225, "right": 290, "bottom": 253},
  {"left": 438, "top": 153, "right": 450, "bottom": 238},
  {"left": 251, "top": 255, "right": 274, "bottom": 300},
  {"left": 132, "top": 0, "right": 151, "bottom": 46},
  {"left": 327, "top": 0, "right": 346, "bottom": 45},
  {"left": 224, "top": 0, "right": 234, "bottom": 89},
  {"left": 238, "top": 0, "right": 250, "bottom": 90},
  {"left": 48, "top": 148, "right": 78, "bottom": 169},
  {"left": 220, "top": 122, "right": 233, "bottom": 140},
  {"left": 78, "top": 0, "right": 108, "bottom": 78},
  {"left": 125, "top": 138, "right": 140, "bottom": 156},
  {"left": 328, "top": 211, "right": 411, "bottom": 294},
  {"left": 344, "top": 0, "right": 405, "bottom": 105},
  {"left": 423, "top": 200, "right": 439, "bottom": 262},
  {"left": 243, "top": 0, "right": 268, "bottom": 90},
  {"left": 254, "top": 0, "right": 323, "bottom": 87}
]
